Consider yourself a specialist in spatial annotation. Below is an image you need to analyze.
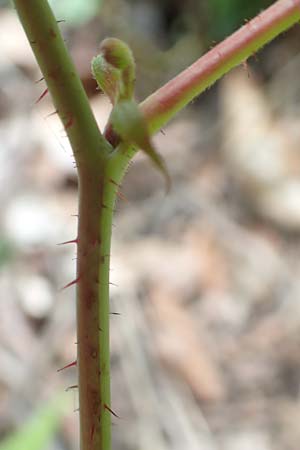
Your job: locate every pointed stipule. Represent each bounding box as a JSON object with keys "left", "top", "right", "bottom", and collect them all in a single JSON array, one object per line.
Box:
[{"left": 57, "top": 360, "right": 77, "bottom": 372}]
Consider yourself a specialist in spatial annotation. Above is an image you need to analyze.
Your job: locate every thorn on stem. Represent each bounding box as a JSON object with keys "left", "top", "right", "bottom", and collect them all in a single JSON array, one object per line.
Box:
[
  {"left": 101, "top": 203, "right": 116, "bottom": 213},
  {"left": 60, "top": 275, "right": 81, "bottom": 291},
  {"left": 65, "top": 384, "right": 78, "bottom": 392},
  {"left": 57, "top": 238, "right": 78, "bottom": 246},
  {"left": 57, "top": 360, "right": 77, "bottom": 372},
  {"left": 104, "top": 403, "right": 120, "bottom": 418},
  {"left": 116, "top": 190, "right": 128, "bottom": 202},
  {"left": 109, "top": 178, "right": 120, "bottom": 188},
  {"left": 45, "top": 110, "right": 59, "bottom": 118},
  {"left": 35, "top": 88, "right": 49, "bottom": 104}
]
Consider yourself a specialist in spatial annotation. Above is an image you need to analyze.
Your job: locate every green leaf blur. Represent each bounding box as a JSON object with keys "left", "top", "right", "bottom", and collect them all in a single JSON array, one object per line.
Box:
[{"left": 0, "top": 396, "right": 68, "bottom": 450}]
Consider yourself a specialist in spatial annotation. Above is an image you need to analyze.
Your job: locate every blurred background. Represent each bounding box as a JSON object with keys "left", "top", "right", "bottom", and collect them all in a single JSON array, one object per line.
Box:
[{"left": 1, "top": 0, "right": 300, "bottom": 449}]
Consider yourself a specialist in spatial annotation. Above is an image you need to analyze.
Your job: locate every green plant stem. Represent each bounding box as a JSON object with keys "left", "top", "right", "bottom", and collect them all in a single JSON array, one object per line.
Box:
[
  {"left": 140, "top": 0, "right": 300, "bottom": 134},
  {"left": 76, "top": 148, "right": 126, "bottom": 450},
  {"left": 13, "top": 2, "right": 115, "bottom": 450},
  {"left": 76, "top": 161, "right": 114, "bottom": 450},
  {"left": 13, "top": 0, "right": 111, "bottom": 163},
  {"left": 105, "top": 0, "right": 300, "bottom": 158}
]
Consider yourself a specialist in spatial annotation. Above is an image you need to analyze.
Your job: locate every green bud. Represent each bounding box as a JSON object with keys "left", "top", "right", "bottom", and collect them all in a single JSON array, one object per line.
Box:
[
  {"left": 91, "top": 54, "right": 121, "bottom": 105},
  {"left": 91, "top": 38, "right": 136, "bottom": 105},
  {"left": 99, "top": 38, "right": 135, "bottom": 71}
]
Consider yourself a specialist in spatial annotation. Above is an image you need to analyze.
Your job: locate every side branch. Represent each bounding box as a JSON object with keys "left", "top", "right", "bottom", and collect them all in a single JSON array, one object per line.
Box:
[
  {"left": 141, "top": 0, "right": 300, "bottom": 134},
  {"left": 13, "top": 0, "right": 111, "bottom": 165}
]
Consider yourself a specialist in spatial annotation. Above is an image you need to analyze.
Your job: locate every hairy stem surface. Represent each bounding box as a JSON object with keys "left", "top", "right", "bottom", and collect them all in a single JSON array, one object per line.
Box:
[
  {"left": 13, "top": 0, "right": 111, "bottom": 163},
  {"left": 77, "top": 160, "right": 116, "bottom": 450}
]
